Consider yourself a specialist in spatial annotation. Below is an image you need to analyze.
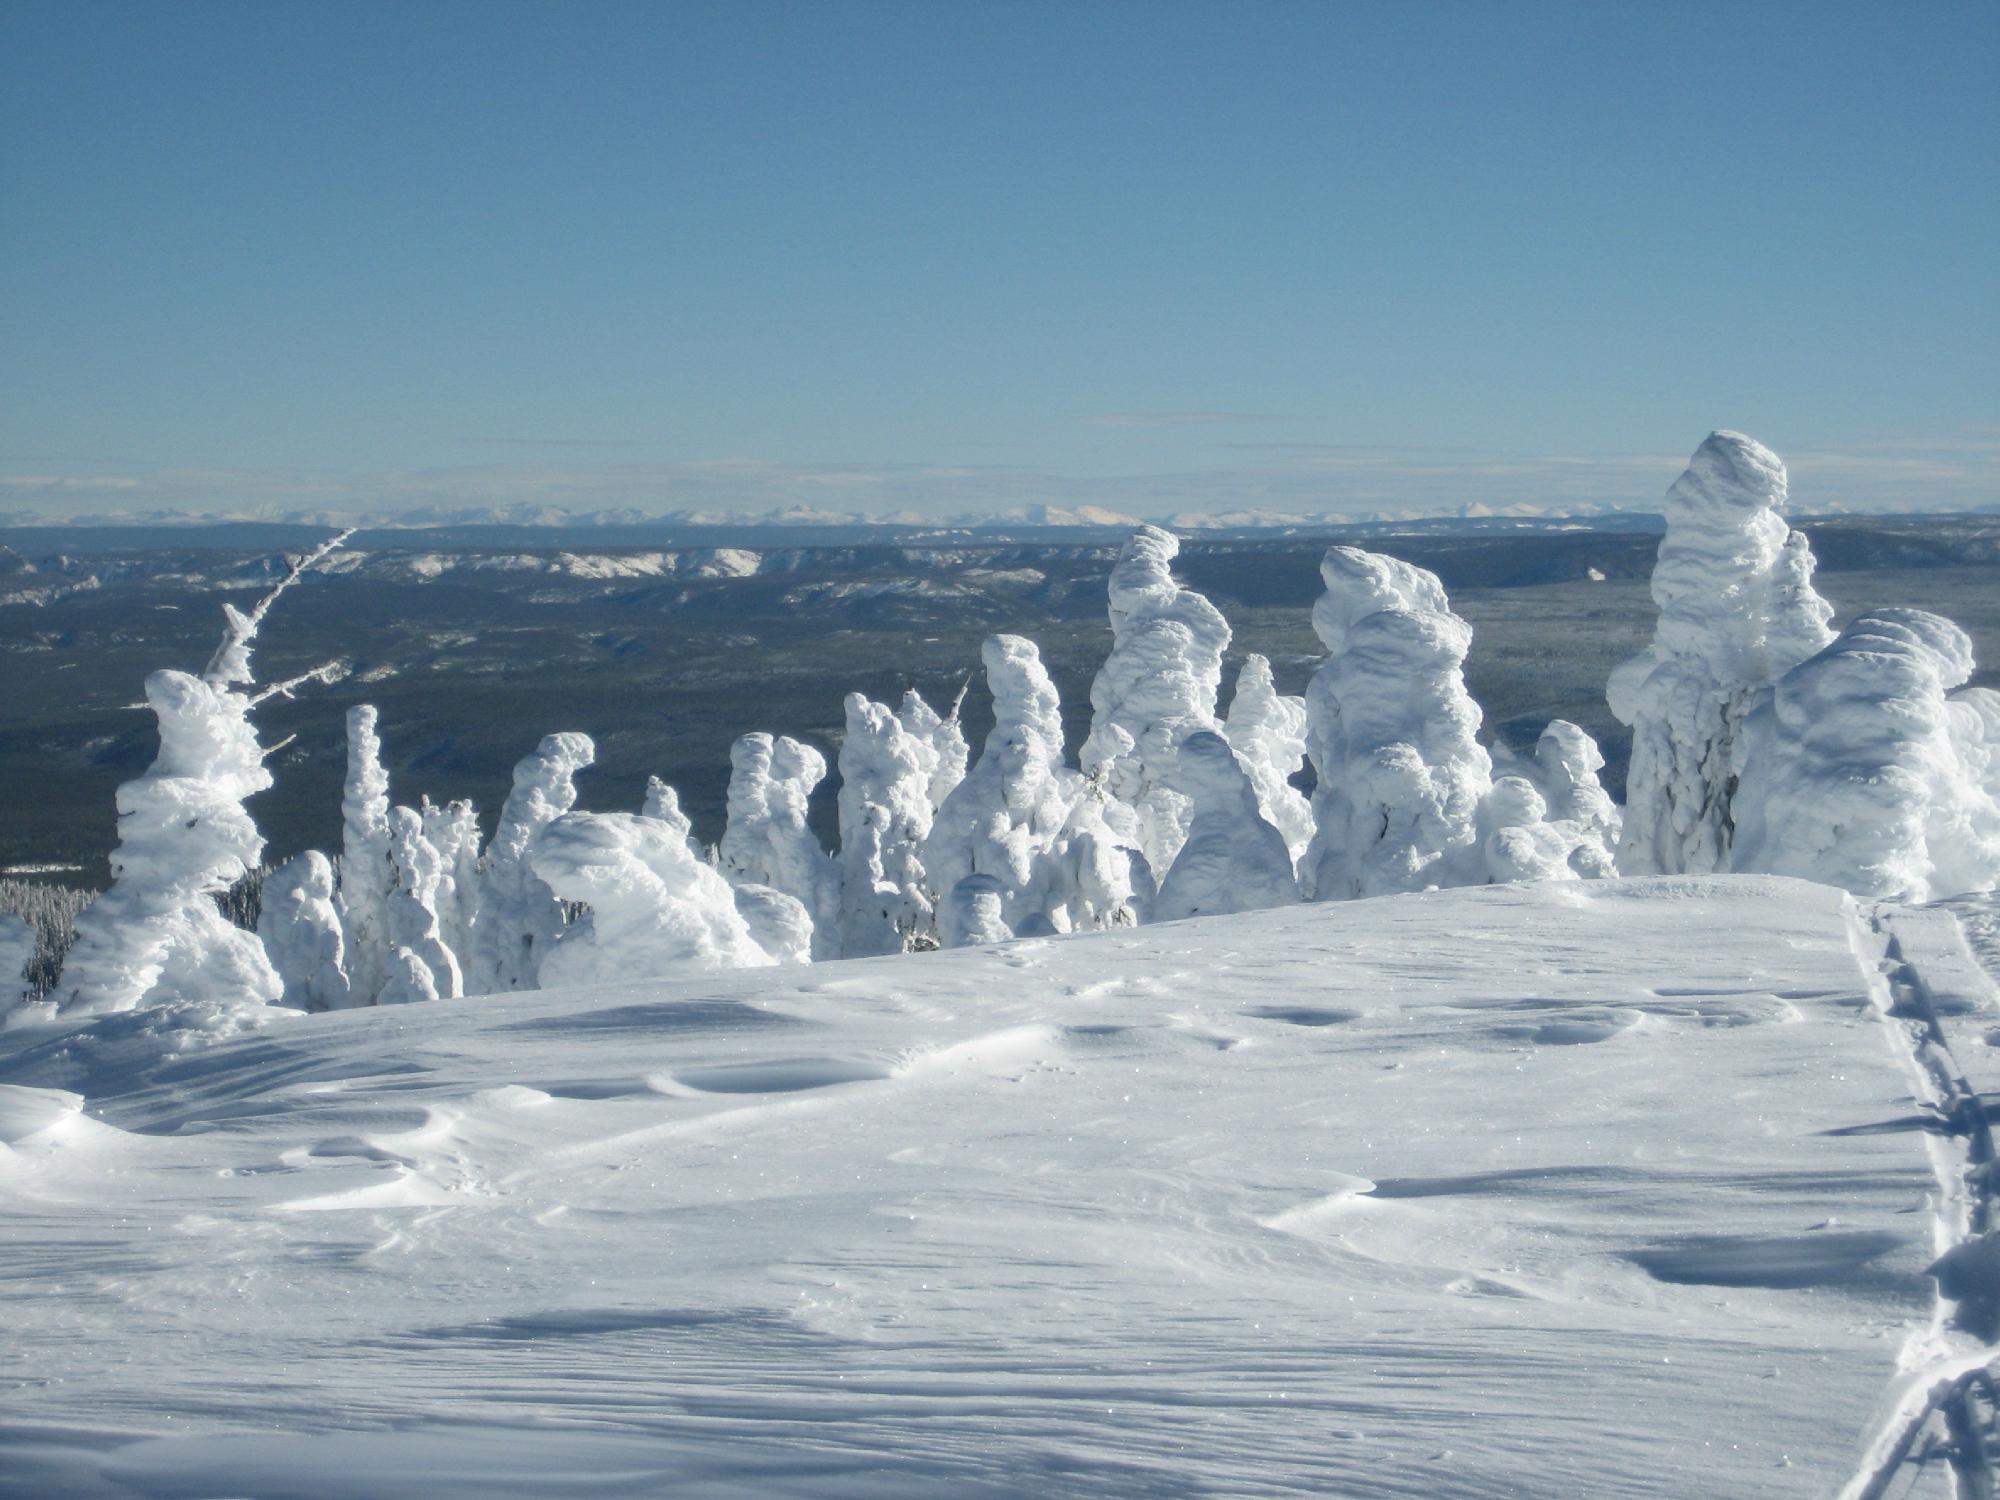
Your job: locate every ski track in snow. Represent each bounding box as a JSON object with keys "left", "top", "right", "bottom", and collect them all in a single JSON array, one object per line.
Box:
[{"left": 0, "top": 875, "right": 1995, "bottom": 1497}]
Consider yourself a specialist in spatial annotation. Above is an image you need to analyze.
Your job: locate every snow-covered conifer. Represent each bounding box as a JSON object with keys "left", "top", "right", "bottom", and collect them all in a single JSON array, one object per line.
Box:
[
  {"left": 923, "top": 635, "right": 1079, "bottom": 937},
  {"left": 468, "top": 732, "right": 595, "bottom": 994},
  {"left": 718, "top": 733, "right": 839, "bottom": 957},
  {"left": 1222, "top": 653, "right": 1313, "bottom": 866},
  {"left": 1732, "top": 609, "right": 2000, "bottom": 901},
  {"left": 337, "top": 705, "right": 395, "bottom": 1004},
  {"left": 420, "top": 798, "right": 482, "bottom": 966},
  {"left": 837, "top": 693, "right": 937, "bottom": 955},
  {"left": 528, "top": 811, "right": 773, "bottom": 987},
  {"left": 1608, "top": 432, "right": 1835, "bottom": 875},
  {"left": 1080, "top": 526, "right": 1232, "bottom": 877},
  {"left": 898, "top": 686, "right": 969, "bottom": 812},
  {"left": 1153, "top": 731, "right": 1299, "bottom": 922},
  {"left": 384, "top": 806, "right": 463, "bottom": 999},
  {"left": 256, "top": 851, "right": 351, "bottom": 1011},
  {"left": 1301, "top": 547, "right": 1492, "bottom": 900},
  {"left": 57, "top": 535, "right": 347, "bottom": 1017}
]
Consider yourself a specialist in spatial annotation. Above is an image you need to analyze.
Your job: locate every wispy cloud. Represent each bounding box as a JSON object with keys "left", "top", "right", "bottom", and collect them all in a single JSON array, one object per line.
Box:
[
  {"left": 459, "top": 437, "right": 664, "bottom": 450},
  {"left": 1081, "top": 411, "right": 1285, "bottom": 428}
]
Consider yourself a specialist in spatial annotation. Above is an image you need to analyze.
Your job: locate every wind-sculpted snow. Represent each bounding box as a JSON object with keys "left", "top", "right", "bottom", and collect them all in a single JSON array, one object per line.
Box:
[
  {"left": 1153, "top": 731, "right": 1299, "bottom": 922},
  {"left": 420, "top": 798, "right": 482, "bottom": 967},
  {"left": 527, "top": 811, "right": 773, "bottom": 986},
  {"left": 1301, "top": 547, "right": 1493, "bottom": 900},
  {"left": 0, "top": 877, "right": 1961, "bottom": 1498},
  {"left": 640, "top": 776, "right": 702, "bottom": 856},
  {"left": 1609, "top": 431, "right": 1836, "bottom": 876},
  {"left": 468, "top": 732, "right": 596, "bottom": 995},
  {"left": 836, "top": 694, "right": 937, "bottom": 956},
  {"left": 1734, "top": 609, "right": 2000, "bottom": 901},
  {"left": 718, "top": 733, "right": 839, "bottom": 959},
  {"left": 923, "top": 635, "right": 1079, "bottom": 944},
  {"left": 256, "top": 851, "right": 351, "bottom": 1011},
  {"left": 1080, "top": 526, "right": 1232, "bottom": 877},
  {"left": 1222, "top": 653, "right": 1314, "bottom": 866}
]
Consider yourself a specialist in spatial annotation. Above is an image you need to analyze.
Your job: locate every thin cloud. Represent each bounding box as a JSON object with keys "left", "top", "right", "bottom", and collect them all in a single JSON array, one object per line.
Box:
[
  {"left": 1081, "top": 411, "right": 1285, "bottom": 428},
  {"left": 460, "top": 437, "right": 663, "bottom": 449}
]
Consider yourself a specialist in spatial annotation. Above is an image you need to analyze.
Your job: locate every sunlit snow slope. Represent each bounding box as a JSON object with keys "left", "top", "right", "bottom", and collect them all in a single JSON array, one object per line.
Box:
[{"left": 1, "top": 876, "right": 1988, "bottom": 1498}]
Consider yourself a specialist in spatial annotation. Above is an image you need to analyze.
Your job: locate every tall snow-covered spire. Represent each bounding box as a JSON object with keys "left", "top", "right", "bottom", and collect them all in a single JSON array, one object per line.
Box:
[
  {"left": 338, "top": 704, "right": 395, "bottom": 1004},
  {"left": 1080, "top": 526, "right": 1232, "bottom": 878},
  {"left": 837, "top": 693, "right": 937, "bottom": 956},
  {"left": 1608, "top": 431, "right": 1835, "bottom": 875}
]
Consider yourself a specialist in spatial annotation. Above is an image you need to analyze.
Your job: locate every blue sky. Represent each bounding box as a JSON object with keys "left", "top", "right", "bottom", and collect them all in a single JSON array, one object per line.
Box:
[{"left": 2, "top": 0, "right": 1995, "bottom": 518}]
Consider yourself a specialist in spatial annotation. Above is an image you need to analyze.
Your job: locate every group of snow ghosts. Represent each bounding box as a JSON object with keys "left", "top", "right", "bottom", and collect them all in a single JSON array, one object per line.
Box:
[{"left": 35, "top": 431, "right": 2000, "bottom": 1018}]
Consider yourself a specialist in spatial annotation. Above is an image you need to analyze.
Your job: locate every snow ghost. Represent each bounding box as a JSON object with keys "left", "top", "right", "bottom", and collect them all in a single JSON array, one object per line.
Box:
[{"left": 1609, "top": 432, "right": 1835, "bottom": 876}]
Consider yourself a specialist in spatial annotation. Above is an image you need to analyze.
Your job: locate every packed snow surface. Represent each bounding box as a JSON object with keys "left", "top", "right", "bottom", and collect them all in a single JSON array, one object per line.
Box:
[{"left": 0, "top": 876, "right": 1982, "bottom": 1498}]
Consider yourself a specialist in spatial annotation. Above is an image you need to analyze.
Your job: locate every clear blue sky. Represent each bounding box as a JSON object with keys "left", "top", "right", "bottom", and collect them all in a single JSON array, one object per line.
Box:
[{"left": 3, "top": 0, "right": 1995, "bottom": 518}]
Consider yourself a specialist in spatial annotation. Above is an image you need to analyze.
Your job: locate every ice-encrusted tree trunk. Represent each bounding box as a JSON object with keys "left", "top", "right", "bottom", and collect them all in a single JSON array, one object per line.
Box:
[
  {"left": 1732, "top": 609, "right": 2000, "bottom": 901},
  {"left": 1222, "top": 653, "right": 1314, "bottom": 868},
  {"left": 528, "top": 811, "right": 775, "bottom": 987},
  {"left": 899, "top": 685, "right": 969, "bottom": 813},
  {"left": 1153, "top": 731, "right": 1299, "bottom": 922},
  {"left": 1608, "top": 431, "right": 1835, "bottom": 876},
  {"left": 56, "top": 534, "right": 348, "bottom": 1017},
  {"left": 256, "top": 851, "right": 352, "bottom": 1011},
  {"left": 718, "top": 733, "right": 838, "bottom": 958},
  {"left": 384, "top": 806, "right": 463, "bottom": 1000},
  {"left": 837, "top": 693, "right": 937, "bottom": 956},
  {"left": 468, "top": 732, "right": 595, "bottom": 994},
  {"left": 337, "top": 705, "right": 395, "bottom": 1005},
  {"left": 1301, "top": 546, "right": 1494, "bottom": 901},
  {"left": 923, "top": 634, "right": 1080, "bottom": 942},
  {"left": 1080, "top": 526, "right": 1232, "bottom": 879}
]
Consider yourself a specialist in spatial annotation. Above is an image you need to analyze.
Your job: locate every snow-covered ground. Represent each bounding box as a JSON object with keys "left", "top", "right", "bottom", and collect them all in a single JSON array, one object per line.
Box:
[{"left": 5, "top": 874, "right": 1996, "bottom": 1498}]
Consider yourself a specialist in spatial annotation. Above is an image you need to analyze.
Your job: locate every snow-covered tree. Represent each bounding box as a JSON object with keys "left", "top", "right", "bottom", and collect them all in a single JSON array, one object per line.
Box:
[
  {"left": 57, "top": 535, "right": 348, "bottom": 1018},
  {"left": 1222, "top": 653, "right": 1313, "bottom": 867},
  {"left": 420, "top": 797, "right": 483, "bottom": 968},
  {"left": 384, "top": 806, "right": 463, "bottom": 999},
  {"left": 337, "top": 704, "right": 395, "bottom": 1004},
  {"left": 837, "top": 693, "right": 937, "bottom": 955},
  {"left": 1153, "top": 731, "right": 1299, "bottom": 922},
  {"left": 528, "top": 811, "right": 774, "bottom": 987},
  {"left": 468, "top": 732, "right": 595, "bottom": 994},
  {"left": 1080, "top": 526, "right": 1232, "bottom": 877},
  {"left": 1732, "top": 609, "right": 2000, "bottom": 902},
  {"left": 1301, "top": 546, "right": 1493, "bottom": 900},
  {"left": 256, "top": 851, "right": 352, "bottom": 1011},
  {"left": 718, "top": 733, "right": 839, "bottom": 957},
  {"left": 924, "top": 634, "right": 1080, "bottom": 938},
  {"left": 1608, "top": 431, "right": 1835, "bottom": 875},
  {"left": 1490, "top": 720, "right": 1621, "bottom": 880},
  {"left": 898, "top": 685, "right": 969, "bottom": 812}
]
